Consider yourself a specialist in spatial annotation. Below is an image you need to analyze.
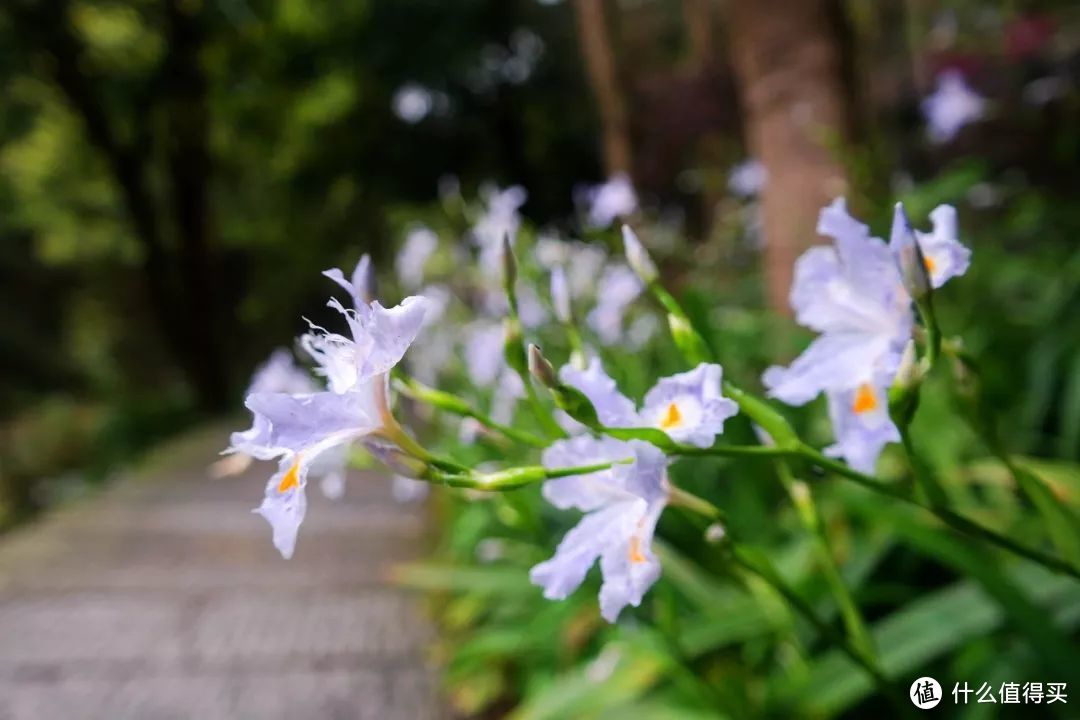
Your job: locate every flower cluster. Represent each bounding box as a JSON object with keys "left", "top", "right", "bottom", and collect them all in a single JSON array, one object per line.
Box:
[
  {"left": 228, "top": 188, "right": 973, "bottom": 625},
  {"left": 763, "top": 199, "right": 969, "bottom": 472}
]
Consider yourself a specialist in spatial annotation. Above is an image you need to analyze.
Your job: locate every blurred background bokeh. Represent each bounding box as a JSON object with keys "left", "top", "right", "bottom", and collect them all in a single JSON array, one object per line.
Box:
[{"left": 2, "top": 1, "right": 1080, "bottom": 717}]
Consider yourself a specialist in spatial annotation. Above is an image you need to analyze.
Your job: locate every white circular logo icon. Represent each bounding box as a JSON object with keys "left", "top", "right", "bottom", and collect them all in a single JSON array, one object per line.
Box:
[{"left": 910, "top": 677, "right": 943, "bottom": 709}]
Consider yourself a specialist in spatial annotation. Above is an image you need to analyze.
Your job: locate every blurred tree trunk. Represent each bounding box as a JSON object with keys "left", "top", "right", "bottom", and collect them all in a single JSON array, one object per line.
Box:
[
  {"left": 682, "top": 0, "right": 715, "bottom": 73},
  {"left": 163, "top": 0, "right": 228, "bottom": 411},
  {"left": 572, "top": 0, "right": 633, "bottom": 176},
  {"left": 728, "top": 0, "right": 852, "bottom": 313}
]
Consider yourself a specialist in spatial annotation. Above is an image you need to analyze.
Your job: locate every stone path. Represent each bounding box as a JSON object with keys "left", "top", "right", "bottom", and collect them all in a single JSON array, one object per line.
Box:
[{"left": 0, "top": 428, "right": 441, "bottom": 719}]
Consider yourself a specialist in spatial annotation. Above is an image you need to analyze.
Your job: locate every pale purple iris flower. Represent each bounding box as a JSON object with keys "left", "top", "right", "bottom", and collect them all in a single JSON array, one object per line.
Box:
[
  {"left": 463, "top": 321, "right": 506, "bottom": 388},
  {"left": 922, "top": 71, "right": 985, "bottom": 144},
  {"left": 532, "top": 360, "right": 737, "bottom": 620},
  {"left": 559, "top": 357, "right": 640, "bottom": 427},
  {"left": 472, "top": 184, "right": 527, "bottom": 273},
  {"left": 396, "top": 225, "right": 439, "bottom": 290},
  {"left": 560, "top": 357, "right": 737, "bottom": 448},
  {"left": 407, "top": 285, "right": 455, "bottom": 385},
  {"left": 392, "top": 84, "right": 434, "bottom": 124},
  {"left": 249, "top": 348, "right": 317, "bottom": 396},
  {"left": 550, "top": 266, "right": 572, "bottom": 323},
  {"left": 763, "top": 198, "right": 969, "bottom": 472},
  {"left": 908, "top": 205, "right": 971, "bottom": 289},
  {"left": 463, "top": 320, "right": 525, "bottom": 424},
  {"left": 228, "top": 350, "right": 318, "bottom": 462},
  {"left": 584, "top": 174, "right": 638, "bottom": 228},
  {"left": 491, "top": 370, "right": 525, "bottom": 425},
  {"left": 323, "top": 253, "right": 374, "bottom": 309},
  {"left": 639, "top": 364, "right": 739, "bottom": 448},
  {"left": 586, "top": 264, "right": 643, "bottom": 345},
  {"left": 530, "top": 437, "right": 669, "bottom": 622},
  {"left": 232, "top": 255, "right": 428, "bottom": 558},
  {"left": 729, "top": 159, "right": 767, "bottom": 198}
]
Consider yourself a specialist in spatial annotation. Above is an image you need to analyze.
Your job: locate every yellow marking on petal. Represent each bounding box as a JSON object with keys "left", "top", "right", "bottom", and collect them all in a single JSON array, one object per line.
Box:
[
  {"left": 851, "top": 383, "right": 878, "bottom": 415},
  {"left": 923, "top": 255, "right": 937, "bottom": 274},
  {"left": 659, "top": 402, "right": 682, "bottom": 429},
  {"left": 628, "top": 535, "right": 647, "bottom": 564},
  {"left": 277, "top": 459, "right": 301, "bottom": 494}
]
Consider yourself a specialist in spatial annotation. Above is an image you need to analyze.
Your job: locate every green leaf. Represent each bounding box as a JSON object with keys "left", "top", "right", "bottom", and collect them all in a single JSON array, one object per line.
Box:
[
  {"left": 841, "top": 490, "right": 1080, "bottom": 680},
  {"left": 509, "top": 635, "right": 673, "bottom": 720},
  {"left": 1057, "top": 351, "right": 1080, "bottom": 460},
  {"left": 1010, "top": 461, "right": 1080, "bottom": 567},
  {"left": 788, "top": 562, "right": 1080, "bottom": 715}
]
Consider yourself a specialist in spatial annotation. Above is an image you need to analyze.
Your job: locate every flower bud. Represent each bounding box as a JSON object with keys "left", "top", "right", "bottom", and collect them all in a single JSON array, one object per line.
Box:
[
  {"left": 550, "top": 266, "right": 572, "bottom": 323},
  {"left": 527, "top": 344, "right": 559, "bottom": 388},
  {"left": 888, "top": 340, "right": 922, "bottom": 429},
  {"left": 705, "top": 523, "right": 727, "bottom": 544},
  {"left": 622, "top": 225, "right": 658, "bottom": 284},
  {"left": 890, "top": 203, "right": 931, "bottom": 300},
  {"left": 528, "top": 345, "right": 600, "bottom": 428},
  {"left": 667, "top": 313, "right": 711, "bottom": 365},
  {"left": 501, "top": 233, "right": 518, "bottom": 306}
]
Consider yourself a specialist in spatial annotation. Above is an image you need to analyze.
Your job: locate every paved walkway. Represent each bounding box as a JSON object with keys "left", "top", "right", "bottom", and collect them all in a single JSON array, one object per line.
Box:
[{"left": 0, "top": 428, "right": 441, "bottom": 720}]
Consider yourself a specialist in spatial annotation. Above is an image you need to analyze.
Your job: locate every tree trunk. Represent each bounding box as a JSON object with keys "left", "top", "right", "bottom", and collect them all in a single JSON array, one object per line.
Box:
[
  {"left": 728, "top": 0, "right": 852, "bottom": 313},
  {"left": 681, "top": 0, "right": 715, "bottom": 73},
  {"left": 164, "top": 0, "right": 229, "bottom": 411},
  {"left": 572, "top": 0, "right": 633, "bottom": 176}
]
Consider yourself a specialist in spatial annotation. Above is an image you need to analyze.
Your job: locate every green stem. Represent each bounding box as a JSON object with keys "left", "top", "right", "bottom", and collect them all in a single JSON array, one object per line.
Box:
[
  {"left": 668, "top": 486, "right": 727, "bottom": 523},
  {"left": 428, "top": 458, "right": 628, "bottom": 491},
  {"left": 650, "top": 282, "right": 686, "bottom": 319},
  {"left": 673, "top": 444, "right": 798, "bottom": 459},
  {"left": 915, "top": 297, "right": 941, "bottom": 369},
  {"left": 800, "top": 443, "right": 1080, "bottom": 580},
  {"left": 721, "top": 380, "right": 801, "bottom": 449},
  {"left": 898, "top": 425, "right": 949, "bottom": 507},
  {"left": 774, "top": 461, "right": 878, "bottom": 663},
  {"left": 379, "top": 418, "right": 470, "bottom": 475},
  {"left": 729, "top": 546, "right": 903, "bottom": 711},
  {"left": 522, "top": 377, "right": 567, "bottom": 439},
  {"left": 394, "top": 376, "right": 547, "bottom": 448}
]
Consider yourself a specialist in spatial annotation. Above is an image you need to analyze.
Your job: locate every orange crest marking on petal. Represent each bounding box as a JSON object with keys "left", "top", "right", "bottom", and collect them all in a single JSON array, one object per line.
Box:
[
  {"left": 659, "top": 402, "right": 682, "bottom": 429},
  {"left": 277, "top": 460, "right": 301, "bottom": 494},
  {"left": 628, "top": 535, "right": 647, "bottom": 564},
  {"left": 923, "top": 255, "right": 937, "bottom": 274},
  {"left": 851, "top": 383, "right": 879, "bottom": 415}
]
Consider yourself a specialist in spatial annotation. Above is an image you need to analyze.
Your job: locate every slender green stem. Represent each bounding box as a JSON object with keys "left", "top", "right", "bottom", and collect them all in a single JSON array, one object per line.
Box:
[
  {"left": 916, "top": 298, "right": 942, "bottom": 369},
  {"left": 428, "top": 458, "right": 628, "bottom": 491},
  {"left": 774, "top": 461, "right": 878, "bottom": 663},
  {"left": 674, "top": 444, "right": 799, "bottom": 459},
  {"left": 721, "top": 380, "right": 801, "bottom": 449},
  {"left": 650, "top": 282, "right": 686, "bottom": 319},
  {"left": 668, "top": 486, "right": 727, "bottom": 523},
  {"left": 898, "top": 425, "right": 949, "bottom": 507},
  {"left": 394, "top": 376, "right": 547, "bottom": 448},
  {"left": 800, "top": 443, "right": 1080, "bottom": 580},
  {"left": 729, "top": 546, "right": 903, "bottom": 711},
  {"left": 521, "top": 377, "right": 567, "bottom": 439},
  {"left": 942, "top": 343, "right": 1080, "bottom": 565}
]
